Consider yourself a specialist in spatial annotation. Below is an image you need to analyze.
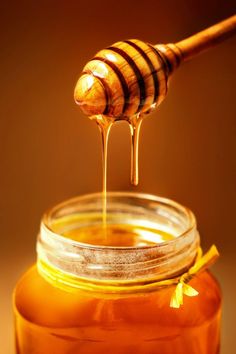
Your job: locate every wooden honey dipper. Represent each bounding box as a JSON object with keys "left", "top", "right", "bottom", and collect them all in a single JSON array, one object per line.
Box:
[{"left": 74, "top": 15, "right": 236, "bottom": 120}]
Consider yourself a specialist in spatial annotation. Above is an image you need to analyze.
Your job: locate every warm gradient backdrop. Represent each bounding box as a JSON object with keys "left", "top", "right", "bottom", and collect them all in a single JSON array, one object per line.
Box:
[{"left": 1, "top": 1, "right": 236, "bottom": 353}]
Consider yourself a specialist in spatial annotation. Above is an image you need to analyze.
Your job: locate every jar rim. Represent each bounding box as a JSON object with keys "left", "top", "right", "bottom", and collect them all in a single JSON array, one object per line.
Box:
[
  {"left": 38, "top": 192, "right": 199, "bottom": 283},
  {"left": 41, "top": 191, "right": 196, "bottom": 251}
]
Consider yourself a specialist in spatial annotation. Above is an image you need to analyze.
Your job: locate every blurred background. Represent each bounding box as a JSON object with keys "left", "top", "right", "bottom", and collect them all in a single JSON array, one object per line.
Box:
[{"left": 1, "top": 1, "right": 235, "bottom": 353}]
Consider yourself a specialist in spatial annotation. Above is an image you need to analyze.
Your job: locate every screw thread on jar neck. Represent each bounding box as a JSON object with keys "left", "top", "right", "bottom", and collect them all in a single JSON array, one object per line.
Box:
[{"left": 37, "top": 192, "right": 199, "bottom": 289}]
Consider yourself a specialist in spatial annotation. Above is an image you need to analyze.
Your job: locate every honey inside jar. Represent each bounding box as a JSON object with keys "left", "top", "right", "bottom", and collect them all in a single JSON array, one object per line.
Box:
[
  {"left": 14, "top": 193, "right": 222, "bottom": 354},
  {"left": 56, "top": 220, "right": 175, "bottom": 247}
]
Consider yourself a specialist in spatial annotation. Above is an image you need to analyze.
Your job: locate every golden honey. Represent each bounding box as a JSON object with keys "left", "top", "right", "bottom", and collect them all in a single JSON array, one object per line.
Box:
[{"left": 14, "top": 193, "right": 221, "bottom": 354}]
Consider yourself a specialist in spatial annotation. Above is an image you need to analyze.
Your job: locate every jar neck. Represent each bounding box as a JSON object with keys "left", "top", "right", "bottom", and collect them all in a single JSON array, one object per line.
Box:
[{"left": 37, "top": 192, "right": 199, "bottom": 290}]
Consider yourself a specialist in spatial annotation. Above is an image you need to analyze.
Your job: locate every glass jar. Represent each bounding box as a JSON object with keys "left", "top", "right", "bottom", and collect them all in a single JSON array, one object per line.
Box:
[{"left": 13, "top": 192, "right": 221, "bottom": 354}]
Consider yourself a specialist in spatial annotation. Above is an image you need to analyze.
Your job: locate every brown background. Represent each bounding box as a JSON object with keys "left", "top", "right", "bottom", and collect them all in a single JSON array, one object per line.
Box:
[{"left": 1, "top": 1, "right": 236, "bottom": 353}]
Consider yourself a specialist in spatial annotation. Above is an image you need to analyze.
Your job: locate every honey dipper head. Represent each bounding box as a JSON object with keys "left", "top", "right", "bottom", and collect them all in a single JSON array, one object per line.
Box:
[
  {"left": 74, "top": 39, "right": 181, "bottom": 119},
  {"left": 74, "top": 73, "right": 108, "bottom": 116}
]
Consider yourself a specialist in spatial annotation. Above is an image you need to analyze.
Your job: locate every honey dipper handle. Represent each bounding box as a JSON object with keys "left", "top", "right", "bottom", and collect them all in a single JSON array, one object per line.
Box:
[{"left": 175, "top": 15, "right": 236, "bottom": 61}]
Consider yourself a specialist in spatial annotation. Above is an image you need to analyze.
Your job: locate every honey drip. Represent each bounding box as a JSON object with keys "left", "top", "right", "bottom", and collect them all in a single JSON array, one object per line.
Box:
[
  {"left": 129, "top": 115, "right": 143, "bottom": 186},
  {"left": 94, "top": 114, "right": 144, "bottom": 228},
  {"left": 96, "top": 115, "right": 113, "bottom": 231}
]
